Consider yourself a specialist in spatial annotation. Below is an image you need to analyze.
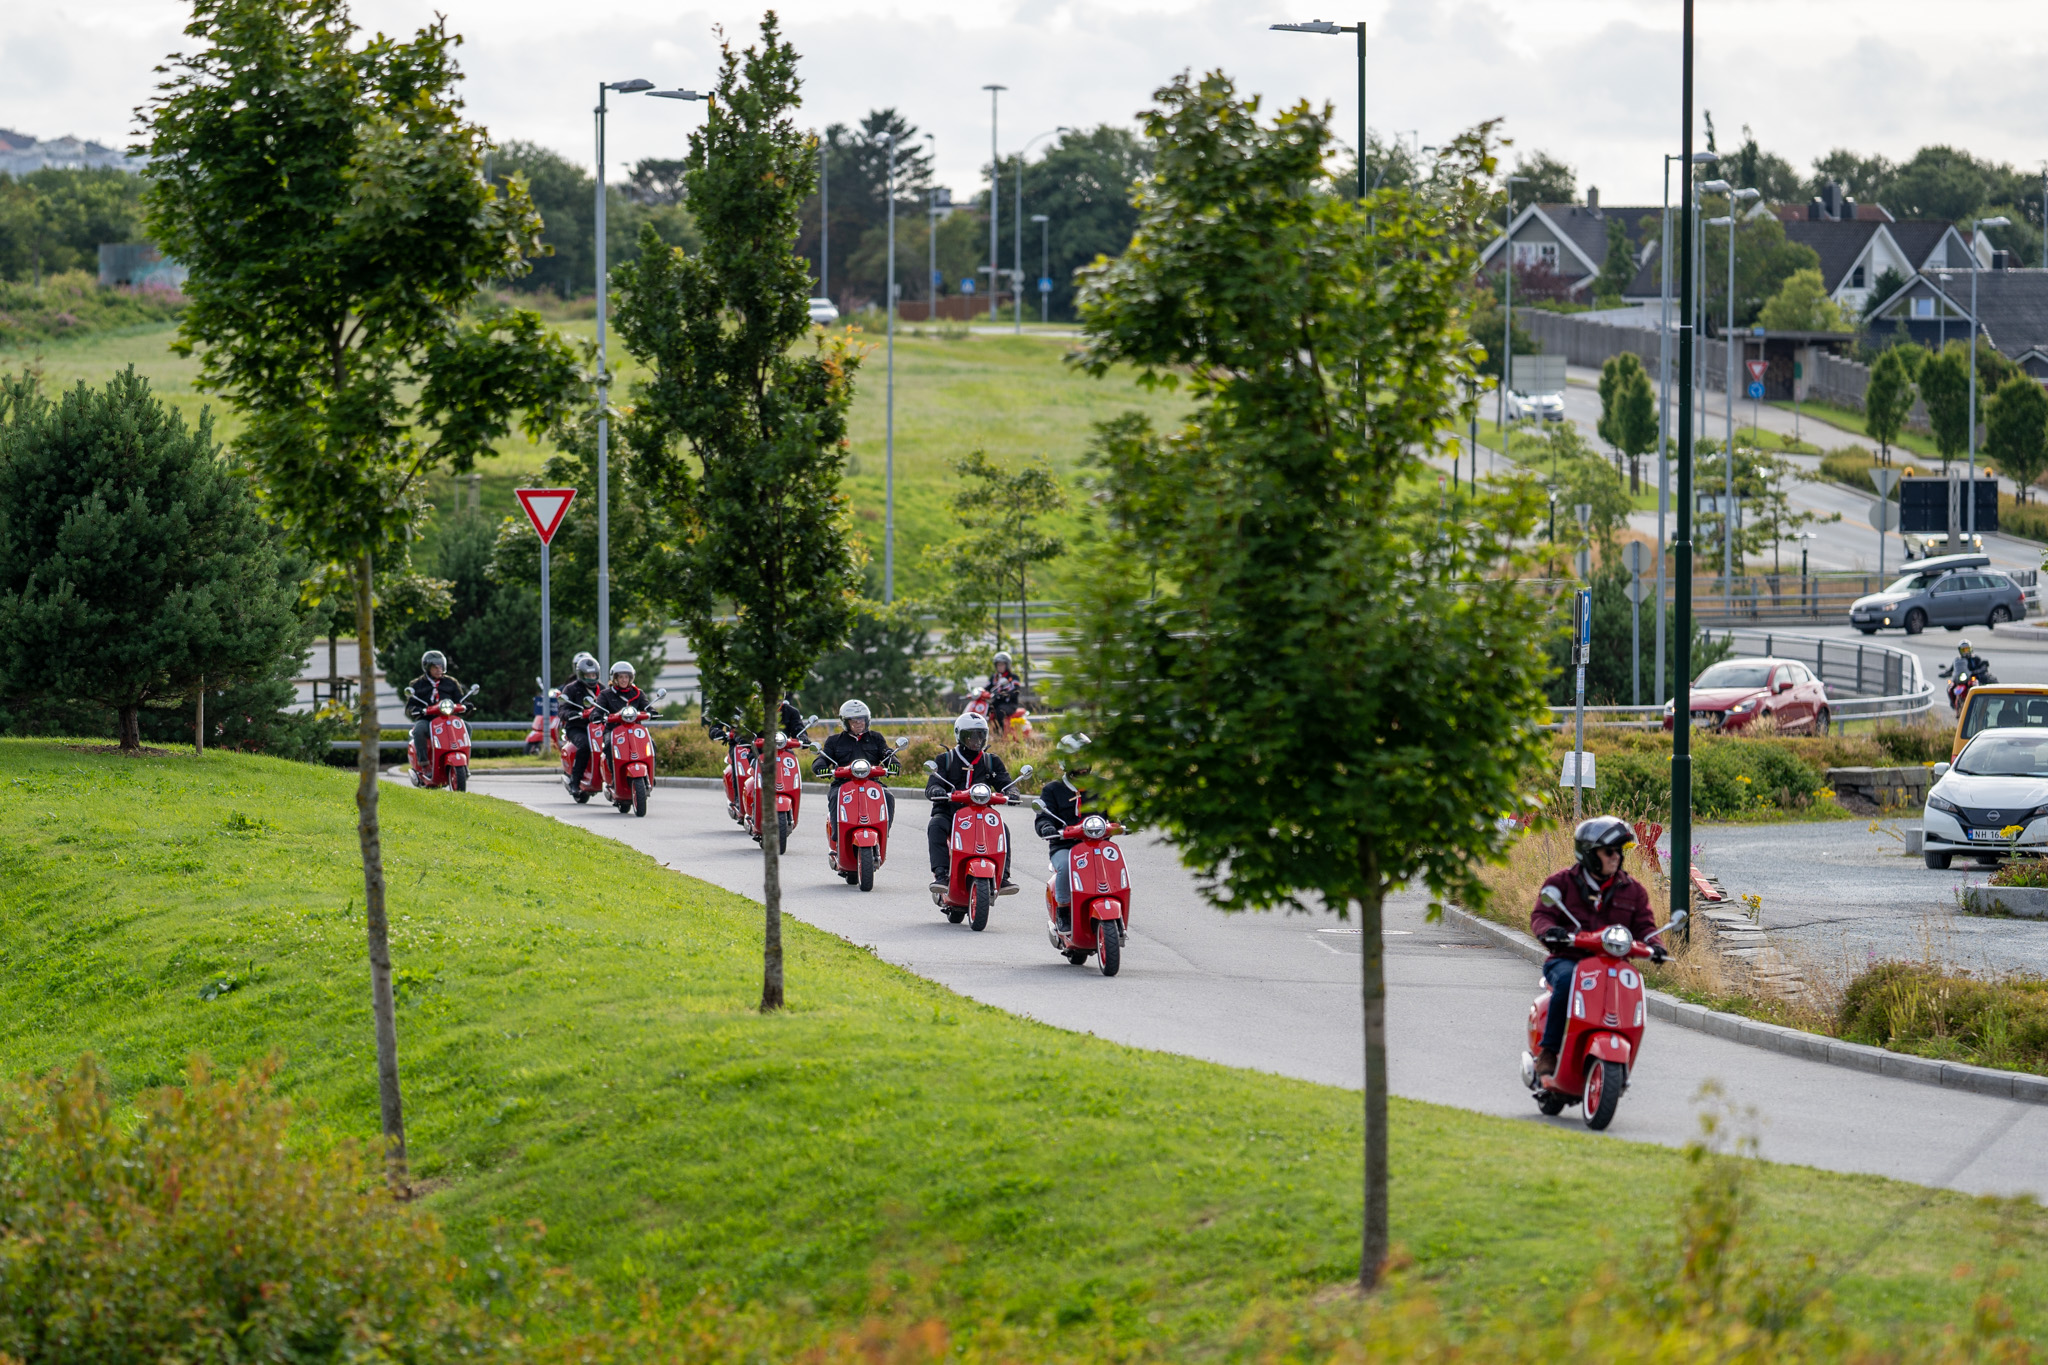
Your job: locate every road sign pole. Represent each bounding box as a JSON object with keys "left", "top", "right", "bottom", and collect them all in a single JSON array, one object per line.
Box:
[
  {"left": 1573, "top": 588, "right": 1591, "bottom": 822},
  {"left": 540, "top": 539, "right": 551, "bottom": 753},
  {"left": 515, "top": 488, "right": 579, "bottom": 754}
]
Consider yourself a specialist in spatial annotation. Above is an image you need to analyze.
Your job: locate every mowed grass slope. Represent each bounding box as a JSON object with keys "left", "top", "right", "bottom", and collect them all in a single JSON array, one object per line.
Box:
[{"left": 2, "top": 742, "right": 2047, "bottom": 1346}]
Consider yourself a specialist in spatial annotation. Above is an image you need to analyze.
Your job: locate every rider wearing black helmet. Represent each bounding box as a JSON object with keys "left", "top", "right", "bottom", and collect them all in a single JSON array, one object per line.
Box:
[
  {"left": 925, "top": 710, "right": 1013, "bottom": 897},
  {"left": 404, "top": 650, "right": 465, "bottom": 764},
  {"left": 1033, "top": 732, "right": 1094, "bottom": 935},
  {"left": 1527, "top": 816, "right": 1660, "bottom": 1081},
  {"left": 812, "top": 699, "right": 898, "bottom": 836},
  {"left": 561, "top": 652, "right": 603, "bottom": 789}
]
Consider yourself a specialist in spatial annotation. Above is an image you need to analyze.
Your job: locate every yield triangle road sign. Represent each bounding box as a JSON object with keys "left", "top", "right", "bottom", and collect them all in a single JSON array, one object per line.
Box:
[
  {"left": 1746, "top": 359, "right": 1768, "bottom": 382},
  {"left": 515, "top": 487, "right": 577, "bottom": 545}
]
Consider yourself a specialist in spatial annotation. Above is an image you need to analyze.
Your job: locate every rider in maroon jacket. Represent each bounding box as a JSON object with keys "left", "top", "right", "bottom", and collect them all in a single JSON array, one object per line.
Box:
[{"left": 1529, "top": 816, "right": 1661, "bottom": 1081}]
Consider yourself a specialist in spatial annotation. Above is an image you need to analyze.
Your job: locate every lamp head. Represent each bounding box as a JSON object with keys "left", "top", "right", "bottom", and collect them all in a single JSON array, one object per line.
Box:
[
  {"left": 607, "top": 78, "right": 655, "bottom": 93},
  {"left": 648, "top": 88, "right": 706, "bottom": 101},
  {"left": 1692, "top": 152, "right": 1721, "bottom": 164},
  {"left": 1705, "top": 216, "right": 1734, "bottom": 226},
  {"left": 1700, "top": 179, "right": 1733, "bottom": 194},
  {"left": 1030, "top": 213, "right": 1049, "bottom": 222},
  {"left": 1272, "top": 19, "right": 1344, "bottom": 33},
  {"left": 1979, "top": 215, "right": 2012, "bottom": 229},
  {"left": 1733, "top": 187, "right": 1761, "bottom": 202}
]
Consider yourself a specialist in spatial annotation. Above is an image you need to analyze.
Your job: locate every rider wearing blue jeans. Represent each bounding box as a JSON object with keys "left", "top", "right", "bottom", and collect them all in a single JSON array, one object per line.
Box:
[
  {"left": 1529, "top": 816, "right": 1661, "bottom": 1081},
  {"left": 1033, "top": 733, "right": 1094, "bottom": 934}
]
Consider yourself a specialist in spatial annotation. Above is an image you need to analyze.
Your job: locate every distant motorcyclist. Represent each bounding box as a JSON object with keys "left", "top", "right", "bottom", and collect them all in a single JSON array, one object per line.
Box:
[
  {"left": 403, "top": 651, "right": 465, "bottom": 762},
  {"left": 779, "top": 692, "right": 806, "bottom": 741},
  {"left": 986, "top": 652, "right": 1022, "bottom": 734},
  {"left": 561, "top": 652, "right": 602, "bottom": 789},
  {"left": 926, "top": 711, "right": 1013, "bottom": 899},
  {"left": 1528, "top": 817, "right": 1659, "bottom": 1083},
  {"left": 1940, "top": 640, "right": 1994, "bottom": 685},
  {"left": 812, "top": 699, "right": 897, "bottom": 834},
  {"left": 1033, "top": 732, "right": 1094, "bottom": 936}
]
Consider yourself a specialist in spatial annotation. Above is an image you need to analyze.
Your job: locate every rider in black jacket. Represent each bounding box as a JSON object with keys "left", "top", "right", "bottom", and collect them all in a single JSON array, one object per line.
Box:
[
  {"left": 594, "top": 661, "right": 647, "bottom": 718},
  {"left": 811, "top": 699, "right": 897, "bottom": 832},
  {"left": 1033, "top": 733, "right": 1094, "bottom": 933},
  {"left": 926, "top": 711, "right": 1013, "bottom": 893},
  {"left": 403, "top": 651, "right": 465, "bottom": 762},
  {"left": 560, "top": 652, "right": 603, "bottom": 789},
  {"left": 986, "top": 652, "right": 1022, "bottom": 734}
]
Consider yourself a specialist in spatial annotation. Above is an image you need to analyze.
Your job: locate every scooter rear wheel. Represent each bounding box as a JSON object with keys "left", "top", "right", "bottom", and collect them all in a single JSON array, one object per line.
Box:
[
  {"left": 1536, "top": 1090, "right": 1569, "bottom": 1116},
  {"left": 968, "top": 878, "right": 993, "bottom": 932},
  {"left": 1097, "top": 919, "right": 1121, "bottom": 977},
  {"left": 946, "top": 906, "right": 967, "bottom": 924},
  {"left": 858, "top": 844, "right": 877, "bottom": 892},
  {"left": 1583, "top": 1060, "right": 1626, "bottom": 1130},
  {"left": 572, "top": 789, "right": 591, "bottom": 805},
  {"left": 632, "top": 776, "right": 650, "bottom": 818}
]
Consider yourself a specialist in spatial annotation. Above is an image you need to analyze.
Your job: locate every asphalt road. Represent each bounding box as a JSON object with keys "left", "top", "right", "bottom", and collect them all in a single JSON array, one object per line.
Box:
[{"left": 473, "top": 773, "right": 2048, "bottom": 1198}]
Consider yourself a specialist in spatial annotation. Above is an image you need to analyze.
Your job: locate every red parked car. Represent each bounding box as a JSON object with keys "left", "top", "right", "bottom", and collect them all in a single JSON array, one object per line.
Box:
[{"left": 1661, "top": 657, "right": 1830, "bottom": 735}]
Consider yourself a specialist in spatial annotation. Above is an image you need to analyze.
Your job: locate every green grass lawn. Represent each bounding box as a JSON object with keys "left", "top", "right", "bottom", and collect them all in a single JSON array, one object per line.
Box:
[{"left": 3, "top": 741, "right": 2046, "bottom": 1350}]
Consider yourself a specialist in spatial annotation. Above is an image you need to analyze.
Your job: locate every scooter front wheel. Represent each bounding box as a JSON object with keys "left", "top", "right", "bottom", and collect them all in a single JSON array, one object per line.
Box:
[
  {"left": 858, "top": 844, "right": 877, "bottom": 892},
  {"left": 632, "top": 776, "right": 649, "bottom": 817},
  {"left": 968, "top": 878, "right": 993, "bottom": 932},
  {"left": 1097, "top": 918, "right": 1121, "bottom": 977},
  {"left": 452, "top": 766, "right": 469, "bottom": 792},
  {"left": 1583, "top": 1060, "right": 1626, "bottom": 1130},
  {"left": 777, "top": 812, "right": 793, "bottom": 855}
]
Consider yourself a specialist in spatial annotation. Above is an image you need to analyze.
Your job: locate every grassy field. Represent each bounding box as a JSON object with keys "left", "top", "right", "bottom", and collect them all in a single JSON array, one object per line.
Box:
[
  {"left": 4, "top": 740, "right": 2047, "bottom": 1351},
  {"left": 4, "top": 318, "right": 1184, "bottom": 602}
]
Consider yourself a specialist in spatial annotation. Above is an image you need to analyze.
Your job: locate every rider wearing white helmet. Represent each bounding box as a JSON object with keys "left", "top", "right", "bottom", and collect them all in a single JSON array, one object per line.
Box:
[
  {"left": 812, "top": 699, "right": 898, "bottom": 833},
  {"left": 403, "top": 650, "right": 465, "bottom": 765},
  {"left": 925, "top": 710, "right": 1013, "bottom": 892},
  {"left": 594, "top": 660, "right": 646, "bottom": 718}
]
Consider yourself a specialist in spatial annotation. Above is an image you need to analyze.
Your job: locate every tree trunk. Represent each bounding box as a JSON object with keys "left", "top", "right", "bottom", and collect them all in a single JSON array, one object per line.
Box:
[
  {"left": 194, "top": 675, "right": 205, "bottom": 756},
  {"left": 118, "top": 706, "right": 140, "bottom": 753},
  {"left": 760, "top": 680, "right": 785, "bottom": 1012},
  {"left": 354, "top": 550, "right": 410, "bottom": 1194},
  {"left": 1356, "top": 844, "right": 1389, "bottom": 1291}
]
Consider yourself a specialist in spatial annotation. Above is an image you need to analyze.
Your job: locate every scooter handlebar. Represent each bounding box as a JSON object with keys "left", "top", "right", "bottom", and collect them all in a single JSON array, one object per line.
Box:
[{"left": 1567, "top": 929, "right": 1654, "bottom": 959}]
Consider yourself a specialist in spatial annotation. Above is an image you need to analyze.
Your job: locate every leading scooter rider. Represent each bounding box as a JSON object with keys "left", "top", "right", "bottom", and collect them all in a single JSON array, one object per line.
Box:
[
  {"left": 926, "top": 711, "right": 1013, "bottom": 902},
  {"left": 1941, "top": 639, "right": 1994, "bottom": 686},
  {"left": 812, "top": 699, "right": 898, "bottom": 837},
  {"left": 561, "top": 652, "right": 603, "bottom": 789},
  {"left": 1033, "top": 733, "right": 1094, "bottom": 935},
  {"left": 404, "top": 651, "right": 466, "bottom": 763},
  {"left": 591, "top": 662, "right": 649, "bottom": 772},
  {"left": 1528, "top": 816, "right": 1661, "bottom": 1082}
]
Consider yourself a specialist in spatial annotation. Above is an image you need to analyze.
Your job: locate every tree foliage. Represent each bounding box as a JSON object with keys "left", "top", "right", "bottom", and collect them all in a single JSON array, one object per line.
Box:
[
  {"left": 1986, "top": 375, "right": 2048, "bottom": 502},
  {"left": 1919, "top": 346, "right": 1971, "bottom": 468},
  {"left": 1702, "top": 213, "right": 1821, "bottom": 329},
  {"left": 928, "top": 449, "right": 1066, "bottom": 690},
  {"left": 0, "top": 168, "right": 147, "bottom": 282},
  {"left": 612, "top": 14, "right": 860, "bottom": 1012},
  {"left": 1069, "top": 74, "right": 1552, "bottom": 1289},
  {"left": 1863, "top": 347, "right": 1915, "bottom": 465},
  {"left": 1758, "top": 267, "right": 1847, "bottom": 332},
  {"left": 1597, "top": 353, "right": 1657, "bottom": 490},
  {"left": 1594, "top": 217, "right": 1635, "bottom": 302},
  {"left": 0, "top": 369, "right": 306, "bottom": 750},
  {"left": 485, "top": 141, "right": 699, "bottom": 299},
  {"left": 141, "top": 0, "right": 584, "bottom": 1189}
]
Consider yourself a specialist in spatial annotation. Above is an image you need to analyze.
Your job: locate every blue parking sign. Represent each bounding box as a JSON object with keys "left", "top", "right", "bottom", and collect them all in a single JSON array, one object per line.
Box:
[
  {"left": 1038, "top": 276, "right": 1053, "bottom": 292},
  {"left": 961, "top": 278, "right": 976, "bottom": 295},
  {"left": 1747, "top": 381, "right": 1765, "bottom": 400}
]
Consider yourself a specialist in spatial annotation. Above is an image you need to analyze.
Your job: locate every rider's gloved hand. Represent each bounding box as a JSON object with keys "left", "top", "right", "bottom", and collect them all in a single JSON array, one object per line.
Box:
[
  {"left": 1538, "top": 927, "right": 1572, "bottom": 950},
  {"left": 1650, "top": 944, "right": 1669, "bottom": 964}
]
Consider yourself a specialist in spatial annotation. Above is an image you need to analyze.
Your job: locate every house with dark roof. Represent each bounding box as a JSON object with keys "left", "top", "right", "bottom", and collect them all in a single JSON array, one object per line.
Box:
[
  {"left": 1865, "top": 267, "right": 2048, "bottom": 378},
  {"left": 1478, "top": 190, "right": 1662, "bottom": 301}
]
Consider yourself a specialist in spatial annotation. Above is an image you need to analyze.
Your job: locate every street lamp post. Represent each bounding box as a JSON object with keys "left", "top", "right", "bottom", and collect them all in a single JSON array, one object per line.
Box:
[
  {"left": 1654, "top": 150, "right": 1719, "bottom": 707},
  {"left": 1497, "top": 175, "right": 1529, "bottom": 440},
  {"left": 1013, "top": 128, "right": 1068, "bottom": 333},
  {"left": 1270, "top": 20, "right": 1366, "bottom": 200},
  {"left": 594, "top": 79, "right": 703, "bottom": 668},
  {"left": 924, "top": 132, "right": 937, "bottom": 326},
  {"left": 1674, "top": 0, "right": 1698, "bottom": 947},
  {"left": 983, "top": 85, "right": 1005, "bottom": 324},
  {"left": 1969, "top": 215, "right": 2011, "bottom": 541},
  {"left": 818, "top": 137, "right": 829, "bottom": 302},
  {"left": 880, "top": 132, "right": 902, "bottom": 602},
  {"left": 1031, "top": 213, "right": 1050, "bottom": 322},
  {"left": 1703, "top": 182, "right": 1755, "bottom": 585}
]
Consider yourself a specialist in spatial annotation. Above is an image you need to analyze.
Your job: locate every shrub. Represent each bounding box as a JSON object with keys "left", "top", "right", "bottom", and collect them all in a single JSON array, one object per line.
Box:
[
  {"left": 1870, "top": 720, "right": 1948, "bottom": 765},
  {"left": 1838, "top": 962, "right": 2048, "bottom": 1072},
  {"left": 0, "top": 271, "right": 184, "bottom": 347},
  {"left": 0, "top": 1055, "right": 494, "bottom": 1363},
  {"left": 653, "top": 722, "right": 725, "bottom": 777}
]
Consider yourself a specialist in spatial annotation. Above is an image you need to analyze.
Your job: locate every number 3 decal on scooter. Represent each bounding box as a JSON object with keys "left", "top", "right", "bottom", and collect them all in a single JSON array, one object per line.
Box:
[{"left": 984, "top": 812, "right": 999, "bottom": 826}]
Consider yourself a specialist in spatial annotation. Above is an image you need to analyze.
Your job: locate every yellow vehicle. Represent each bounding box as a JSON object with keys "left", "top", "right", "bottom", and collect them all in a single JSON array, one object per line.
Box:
[{"left": 1951, "top": 685, "right": 2048, "bottom": 760}]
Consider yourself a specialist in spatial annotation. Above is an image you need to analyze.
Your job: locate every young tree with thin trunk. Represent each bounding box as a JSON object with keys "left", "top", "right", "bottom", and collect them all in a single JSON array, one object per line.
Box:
[
  {"left": 143, "top": 0, "right": 581, "bottom": 1191},
  {"left": 1919, "top": 347, "right": 1970, "bottom": 471},
  {"left": 1863, "top": 346, "right": 1914, "bottom": 467},
  {"left": 1070, "top": 76, "right": 1552, "bottom": 1291},
  {"left": 933, "top": 449, "right": 1066, "bottom": 692},
  {"left": 612, "top": 15, "right": 859, "bottom": 1013},
  {"left": 1987, "top": 374, "right": 2048, "bottom": 503}
]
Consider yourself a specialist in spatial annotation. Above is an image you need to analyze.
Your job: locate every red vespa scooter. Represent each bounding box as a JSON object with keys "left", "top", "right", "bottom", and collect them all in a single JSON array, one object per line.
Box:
[
  {"left": 407, "top": 684, "right": 481, "bottom": 791},
  {"left": 595, "top": 687, "right": 667, "bottom": 818},
  {"left": 1519, "top": 888, "right": 1688, "bottom": 1130},
  {"left": 557, "top": 697, "right": 609, "bottom": 805},
  {"left": 523, "top": 677, "right": 557, "bottom": 756},
  {"left": 824, "top": 737, "right": 911, "bottom": 891},
  {"left": 741, "top": 716, "right": 818, "bottom": 853},
  {"left": 1034, "top": 807, "right": 1131, "bottom": 977},
  {"left": 709, "top": 715, "right": 758, "bottom": 826},
  {"left": 924, "top": 760, "right": 1032, "bottom": 930}
]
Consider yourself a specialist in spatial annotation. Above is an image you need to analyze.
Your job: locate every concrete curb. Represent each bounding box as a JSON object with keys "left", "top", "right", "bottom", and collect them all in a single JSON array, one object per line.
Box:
[{"left": 1441, "top": 905, "right": 2048, "bottom": 1105}]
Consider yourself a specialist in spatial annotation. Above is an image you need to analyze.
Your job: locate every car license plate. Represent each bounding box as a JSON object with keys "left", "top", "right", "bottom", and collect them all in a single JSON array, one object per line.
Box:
[
  {"left": 1690, "top": 716, "right": 1713, "bottom": 728},
  {"left": 1968, "top": 829, "right": 2008, "bottom": 842}
]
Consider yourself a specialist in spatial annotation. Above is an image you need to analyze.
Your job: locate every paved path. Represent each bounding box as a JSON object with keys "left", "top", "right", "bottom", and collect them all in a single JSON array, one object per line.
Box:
[{"left": 473, "top": 774, "right": 2048, "bottom": 1197}]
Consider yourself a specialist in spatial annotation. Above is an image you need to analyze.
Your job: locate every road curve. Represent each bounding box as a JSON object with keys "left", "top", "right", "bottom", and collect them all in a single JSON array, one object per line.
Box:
[{"left": 473, "top": 774, "right": 2048, "bottom": 1197}]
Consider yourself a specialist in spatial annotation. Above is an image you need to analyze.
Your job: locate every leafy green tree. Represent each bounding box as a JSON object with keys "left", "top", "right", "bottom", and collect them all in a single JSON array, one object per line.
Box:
[
  {"left": 1597, "top": 353, "right": 1657, "bottom": 490},
  {"left": 1594, "top": 217, "right": 1634, "bottom": 302},
  {"left": 142, "top": 0, "right": 584, "bottom": 1190},
  {"left": 799, "top": 109, "right": 934, "bottom": 307},
  {"left": 1919, "top": 347, "right": 1971, "bottom": 470},
  {"left": 1728, "top": 124, "right": 1803, "bottom": 203},
  {"left": 1703, "top": 215, "right": 1821, "bottom": 328},
  {"left": 487, "top": 140, "right": 699, "bottom": 299},
  {"left": 1511, "top": 149, "right": 1575, "bottom": 204},
  {"left": 1758, "top": 267, "right": 1847, "bottom": 332},
  {"left": 1863, "top": 347, "right": 1915, "bottom": 465},
  {"left": 1467, "top": 280, "right": 1537, "bottom": 382},
  {"left": 1693, "top": 442, "right": 1824, "bottom": 573},
  {"left": 0, "top": 168, "right": 149, "bottom": 281},
  {"left": 1070, "top": 76, "right": 1552, "bottom": 1290},
  {"left": 613, "top": 15, "right": 860, "bottom": 1013},
  {"left": 799, "top": 596, "right": 941, "bottom": 716},
  {"left": 1009, "top": 126, "right": 1153, "bottom": 320},
  {"left": 1987, "top": 375, "right": 2048, "bottom": 503},
  {"left": 1807, "top": 148, "right": 1894, "bottom": 203},
  {"left": 929, "top": 450, "right": 1066, "bottom": 693},
  {"left": 0, "top": 369, "right": 305, "bottom": 751},
  {"left": 1862, "top": 265, "right": 1910, "bottom": 320}
]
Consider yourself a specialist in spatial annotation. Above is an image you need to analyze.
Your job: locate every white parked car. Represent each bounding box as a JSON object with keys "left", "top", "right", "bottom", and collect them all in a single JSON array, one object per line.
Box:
[
  {"left": 1505, "top": 389, "right": 1565, "bottom": 422},
  {"left": 807, "top": 297, "right": 840, "bottom": 325},
  {"left": 1922, "top": 727, "right": 2048, "bottom": 869}
]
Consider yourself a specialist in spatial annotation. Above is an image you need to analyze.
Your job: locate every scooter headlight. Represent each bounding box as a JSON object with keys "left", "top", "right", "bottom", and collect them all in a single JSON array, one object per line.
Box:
[
  {"left": 1600, "top": 924, "right": 1634, "bottom": 958},
  {"left": 969, "top": 782, "right": 992, "bottom": 805},
  {"left": 1081, "top": 814, "right": 1109, "bottom": 840},
  {"left": 851, "top": 759, "right": 872, "bottom": 778},
  {"left": 439, "top": 700, "right": 454, "bottom": 715}
]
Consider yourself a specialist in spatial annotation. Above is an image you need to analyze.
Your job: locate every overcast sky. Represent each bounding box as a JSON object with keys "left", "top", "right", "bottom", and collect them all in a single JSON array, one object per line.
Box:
[{"left": 6, "top": 1, "right": 2045, "bottom": 207}]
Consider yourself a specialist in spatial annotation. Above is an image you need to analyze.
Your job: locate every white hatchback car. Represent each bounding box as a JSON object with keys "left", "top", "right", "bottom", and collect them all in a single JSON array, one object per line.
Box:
[
  {"left": 807, "top": 296, "right": 840, "bottom": 326},
  {"left": 1922, "top": 727, "right": 2048, "bottom": 869},
  {"left": 1506, "top": 389, "right": 1565, "bottom": 422}
]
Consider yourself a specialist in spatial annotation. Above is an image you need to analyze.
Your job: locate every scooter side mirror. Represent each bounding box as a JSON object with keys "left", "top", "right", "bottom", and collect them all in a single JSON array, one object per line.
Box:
[
  {"left": 654, "top": 687, "right": 669, "bottom": 701},
  {"left": 894, "top": 736, "right": 911, "bottom": 749},
  {"left": 1017, "top": 764, "right": 1033, "bottom": 778},
  {"left": 1647, "top": 907, "right": 1689, "bottom": 942},
  {"left": 923, "top": 760, "right": 939, "bottom": 774},
  {"left": 461, "top": 683, "right": 482, "bottom": 701}
]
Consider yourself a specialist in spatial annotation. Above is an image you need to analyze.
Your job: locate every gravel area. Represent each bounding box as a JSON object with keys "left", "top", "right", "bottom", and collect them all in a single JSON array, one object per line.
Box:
[{"left": 1697, "top": 818, "right": 2048, "bottom": 978}]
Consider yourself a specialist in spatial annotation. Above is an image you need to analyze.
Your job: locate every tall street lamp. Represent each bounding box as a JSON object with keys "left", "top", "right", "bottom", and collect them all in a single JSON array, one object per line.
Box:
[
  {"left": 1013, "top": 127, "right": 1068, "bottom": 333},
  {"left": 1703, "top": 182, "right": 1758, "bottom": 584},
  {"left": 1496, "top": 174, "right": 1528, "bottom": 439},
  {"left": 1031, "top": 213, "right": 1051, "bottom": 322},
  {"left": 594, "top": 79, "right": 704, "bottom": 668},
  {"left": 983, "top": 85, "right": 1005, "bottom": 324},
  {"left": 1969, "top": 214, "right": 2011, "bottom": 540},
  {"left": 818, "top": 135, "right": 829, "bottom": 302},
  {"left": 1655, "top": 149, "right": 1719, "bottom": 707},
  {"left": 1270, "top": 20, "right": 1366, "bottom": 201},
  {"left": 880, "top": 133, "right": 904, "bottom": 602},
  {"left": 1673, "top": 0, "right": 1699, "bottom": 953},
  {"left": 924, "top": 132, "right": 937, "bottom": 324}
]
